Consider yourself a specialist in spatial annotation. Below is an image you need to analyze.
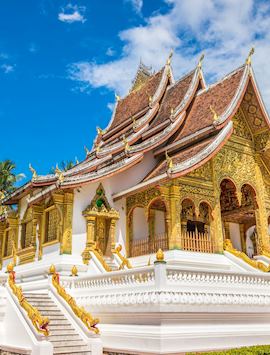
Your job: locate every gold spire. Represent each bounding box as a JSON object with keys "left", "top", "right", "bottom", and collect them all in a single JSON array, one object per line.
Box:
[
  {"left": 197, "top": 53, "right": 205, "bottom": 69},
  {"left": 29, "top": 163, "right": 37, "bottom": 181},
  {"left": 115, "top": 92, "right": 121, "bottom": 102},
  {"left": 246, "top": 47, "right": 255, "bottom": 66},
  {"left": 84, "top": 146, "right": 90, "bottom": 156},
  {"left": 166, "top": 49, "right": 174, "bottom": 65},
  {"left": 165, "top": 151, "right": 173, "bottom": 170},
  {"left": 210, "top": 105, "right": 219, "bottom": 121}
]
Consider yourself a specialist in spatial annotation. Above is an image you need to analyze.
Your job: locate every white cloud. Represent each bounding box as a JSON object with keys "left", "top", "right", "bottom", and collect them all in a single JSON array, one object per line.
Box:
[
  {"left": 1, "top": 64, "right": 14, "bottom": 74},
  {"left": 107, "top": 102, "right": 115, "bottom": 111},
  {"left": 68, "top": 0, "right": 270, "bottom": 109},
  {"left": 106, "top": 47, "right": 116, "bottom": 57},
  {"left": 58, "top": 3, "right": 86, "bottom": 23},
  {"left": 127, "top": 0, "right": 143, "bottom": 14},
  {"left": 29, "top": 42, "right": 39, "bottom": 53}
]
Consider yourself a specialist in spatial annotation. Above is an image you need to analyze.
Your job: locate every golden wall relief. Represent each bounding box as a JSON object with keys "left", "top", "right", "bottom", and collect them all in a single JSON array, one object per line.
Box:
[
  {"left": 126, "top": 187, "right": 162, "bottom": 217},
  {"left": 186, "top": 161, "right": 213, "bottom": 181},
  {"left": 232, "top": 109, "right": 252, "bottom": 141}
]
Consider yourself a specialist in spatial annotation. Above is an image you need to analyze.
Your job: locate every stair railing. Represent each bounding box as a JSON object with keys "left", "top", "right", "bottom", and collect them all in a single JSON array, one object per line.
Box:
[
  {"left": 224, "top": 239, "right": 270, "bottom": 272},
  {"left": 7, "top": 263, "right": 50, "bottom": 336},
  {"left": 90, "top": 243, "right": 112, "bottom": 272},
  {"left": 112, "top": 244, "right": 132, "bottom": 270},
  {"left": 49, "top": 266, "right": 100, "bottom": 334}
]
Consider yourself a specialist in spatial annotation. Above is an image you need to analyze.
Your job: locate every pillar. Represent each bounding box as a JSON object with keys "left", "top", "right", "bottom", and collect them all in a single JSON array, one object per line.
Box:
[
  {"left": 61, "top": 192, "right": 74, "bottom": 254},
  {"left": 239, "top": 224, "right": 246, "bottom": 253},
  {"left": 82, "top": 215, "right": 96, "bottom": 265},
  {"left": 109, "top": 218, "right": 117, "bottom": 251},
  {"left": 168, "top": 183, "right": 181, "bottom": 249}
]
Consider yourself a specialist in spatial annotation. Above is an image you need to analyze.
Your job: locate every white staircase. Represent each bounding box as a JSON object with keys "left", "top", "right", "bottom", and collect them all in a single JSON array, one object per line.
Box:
[
  {"left": 24, "top": 292, "right": 91, "bottom": 355},
  {"left": 103, "top": 256, "right": 119, "bottom": 271}
]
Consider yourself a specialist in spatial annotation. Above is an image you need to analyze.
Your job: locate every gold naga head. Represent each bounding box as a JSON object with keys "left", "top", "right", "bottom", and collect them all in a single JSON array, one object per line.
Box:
[
  {"left": 210, "top": 105, "right": 219, "bottom": 122},
  {"left": 96, "top": 126, "right": 104, "bottom": 136},
  {"left": 29, "top": 163, "right": 37, "bottom": 180},
  {"left": 7, "top": 262, "right": 14, "bottom": 273},
  {"left": 115, "top": 92, "right": 121, "bottom": 102}
]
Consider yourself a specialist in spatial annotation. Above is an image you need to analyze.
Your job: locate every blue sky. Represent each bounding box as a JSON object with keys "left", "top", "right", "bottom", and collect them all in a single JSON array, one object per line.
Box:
[{"left": 1, "top": 0, "right": 270, "bottom": 182}]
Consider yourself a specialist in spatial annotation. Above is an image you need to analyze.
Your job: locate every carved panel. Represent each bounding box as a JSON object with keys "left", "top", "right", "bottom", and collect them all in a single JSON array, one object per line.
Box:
[
  {"left": 232, "top": 109, "right": 252, "bottom": 141},
  {"left": 126, "top": 188, "right": 161, "bottom": 216},
  {"left": 187, "top": 161, "right": 212, "bottom": 180}
]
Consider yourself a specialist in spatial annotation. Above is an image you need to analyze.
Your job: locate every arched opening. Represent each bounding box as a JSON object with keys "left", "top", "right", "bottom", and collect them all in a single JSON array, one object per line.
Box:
[
  {"left": 220, "top": 179, "right": 258, "bottom": 255},
  {"left": 129, "top": 198, "right": 168, "bottom": 257},
  {"left": 181, "top": 199, "right": 214, "bottom": 253}
]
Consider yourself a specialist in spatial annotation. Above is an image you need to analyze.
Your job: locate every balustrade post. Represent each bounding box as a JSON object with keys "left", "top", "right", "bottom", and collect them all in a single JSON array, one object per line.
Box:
[{"left": 154, "top": 258, "right": 167, "bottom": 288}]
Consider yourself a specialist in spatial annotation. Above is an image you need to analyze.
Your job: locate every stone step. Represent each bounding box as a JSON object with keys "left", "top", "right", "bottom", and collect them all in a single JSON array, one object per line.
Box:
[
  {"left": 27, "top": 300, "right": 55, "bottom": 305},
  {"left": 49, "top": 319, "right": 71, "bottom": 326},
  {"left": 49, "top": 334, "right": 81, "bottom": 342},
  {"left": 53, "top": 345, "right": 89, "bottom": 354},
  {"left": 49, "top": 329, "right": 78, "bottom": 335},
  {"left": 54, "top": 352, "right": 90, "bottom": 355},
  {"left": 51, "top": 340, "right": 87, "bottom": 347}
]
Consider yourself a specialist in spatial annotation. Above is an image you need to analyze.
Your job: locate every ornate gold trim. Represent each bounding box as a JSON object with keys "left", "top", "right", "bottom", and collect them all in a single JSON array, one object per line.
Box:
[
  {"left": 224, "top": 239, "right": 270, "bottom": 272},
  {"left": 8, "top": 264, "right": 49, "bottom": 336},
  {"left": 51, "top": 268, "right": 99, "bottom": 334},
  {"left": 112, "top": 244, "right": 132, "bottom": 270}
]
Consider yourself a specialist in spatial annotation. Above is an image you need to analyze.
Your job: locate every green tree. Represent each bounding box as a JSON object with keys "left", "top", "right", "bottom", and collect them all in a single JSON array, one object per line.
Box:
[{"left": 0, "top": 160, "right": 25, "bottom": 194}]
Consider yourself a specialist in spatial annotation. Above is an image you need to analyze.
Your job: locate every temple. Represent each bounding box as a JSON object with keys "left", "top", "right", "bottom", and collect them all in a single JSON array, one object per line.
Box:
[{"left": 1, "top": 49, "right": 270, "bottom": 354}]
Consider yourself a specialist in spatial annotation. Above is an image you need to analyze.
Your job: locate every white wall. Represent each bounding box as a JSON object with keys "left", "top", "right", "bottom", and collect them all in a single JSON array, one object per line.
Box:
[
  {"left": 133, "top": 207, "right": 148, "bottom": 241},
  {"left": 229, "top": 223, "right": 242, "bottom": 251},
  {"left": 154, "top": 210, "right": 165, "bottom": 236}
]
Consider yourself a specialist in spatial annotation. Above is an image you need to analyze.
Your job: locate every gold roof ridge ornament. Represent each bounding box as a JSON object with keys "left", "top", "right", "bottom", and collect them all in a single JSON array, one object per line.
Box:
[
  {"left": 54, "top": 164, "right": 64, "bottom": 183},
  {"left": 165, "top": 150, "right": 174, "bottom": 170},
  {"left": 166, "top": 49, "right": 174, "bottom": 65},
  {"left": 246, "top": 47, "right": 255, "bottom": 66},
  {"left": 123, "top": 136, "right": 130, "bottom": 152},
  {"left": 29, "top": 163, "right": 38, "bottom": 181},
  {"left": 197, "top": 53, "right": 205, "bottom": 69},
  {"left": 210, "top": 105, "right": 219, "bottom": 122},
  {"left": 84, "top": 145, "right": 90, "bottom": 156},
  {"left": 75, "top": 157, "right": 79, "bottom": 164},
  {"left": 115, "top": 92, "right": 121, "bottom": 102},
  {"left": 96, "top": 126, "right": 105, "bottom": 136}
]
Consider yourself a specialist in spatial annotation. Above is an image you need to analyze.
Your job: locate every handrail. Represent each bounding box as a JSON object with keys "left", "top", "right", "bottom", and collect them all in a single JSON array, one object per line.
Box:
[
  {"left": 112, "top": 244, "right": 132, "bottom": 269},
  {"left": 7, "top": 264, "right": 49, "bottom": 336},
  {"left": 224, "top": 239, "right": 270, "bottom": 272},
  {"left": 90, "top": 246, "right": 112, "bottom": 272},
  {"left": 50, "top": 268, "right": 100, "bottom": 334}
]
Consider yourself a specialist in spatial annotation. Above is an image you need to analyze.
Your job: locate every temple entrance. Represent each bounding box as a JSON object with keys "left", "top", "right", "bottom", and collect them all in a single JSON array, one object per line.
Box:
[{"left": 220, "top": 179, "right": 258, "bottom": 256}]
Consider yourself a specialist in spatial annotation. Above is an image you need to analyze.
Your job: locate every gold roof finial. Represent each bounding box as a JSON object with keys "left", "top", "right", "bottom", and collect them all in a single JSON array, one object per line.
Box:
[
  {"left": 54, "top": 164, "right": 61, "bottom": 175},
  {"left": 165, "top": 151, "right": 173, "bottom": 170},
  {"left": 29, "top": 163, "right": 37, "bottom": 181},
  {"left": 166, "top": 49, "right": 174, "bottom": 65},
  {"left": 246, "top": 47, "right": 255, "bottom": 66},
  {"left": 197, "top": 53, "right": 205, "bottom": 69},
  {"left": 210, "top": 105, "right": 219, "bottom": 121},
  {"left": 84, "top": 146, "right": 90, "bottom": 156},
  {"left": 115, "top": 92, "right": 121, "bottom": 102},
  {"left": 54, "top": 164, "right": 64, "bottom": 183}
]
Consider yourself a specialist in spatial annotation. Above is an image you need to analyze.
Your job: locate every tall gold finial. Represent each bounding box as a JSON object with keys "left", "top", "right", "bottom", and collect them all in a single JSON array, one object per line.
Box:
[
  {"left": 54, "top": 164, "right": 61, "bottom": 175},
  {"left": 115, "top": 93, "right": 121, "bottom": 102},
  {"left": 29, "top": 163, "right": 37, "bottom": 181},
  {"left": 198, "top": 53, "right": 205, "bottom": 69},
  {"left": 246, "top": 47, "right": 255, "bottom": 66},
  {"left": 156, "top": 249, "right": 164, "bottom": 262},
  {"left": 166, "top": 49, "right": 174, "bottom": 65},
  {"left": 210, "top": 105, "right": 219, "bottom": 121},
  {"left": 54, "top": 164, "right": 64, "bottom": 182},
  {"left": 165, "top": 151, "right": 173, "bottom": 170},
  {"left": 84, "top": 146, "right": 90, "bottom": 156}
]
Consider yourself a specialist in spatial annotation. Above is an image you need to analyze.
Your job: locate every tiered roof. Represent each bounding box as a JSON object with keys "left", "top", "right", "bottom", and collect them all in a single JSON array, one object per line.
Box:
[{"left": 3, "top": 50, "right": 270, "bottom": 205}]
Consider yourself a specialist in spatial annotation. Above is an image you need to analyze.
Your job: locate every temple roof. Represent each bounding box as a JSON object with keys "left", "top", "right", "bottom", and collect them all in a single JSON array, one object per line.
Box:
[{"left": 3, "top": 51, "right": 270, "bottom": 205}]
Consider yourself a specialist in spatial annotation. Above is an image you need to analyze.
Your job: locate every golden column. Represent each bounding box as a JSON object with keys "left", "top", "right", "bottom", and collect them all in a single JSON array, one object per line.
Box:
[
  {"left": 82, "top": 215, "right": 96, "bottom": 264},
  {"left": 61, "top": 192, "right": 74, "bottom": 254},
  {"left": 0, "top": 222, "right": 5, "bottom": 268},
  {"left": 109, "top": 218, "right": 117, "bottom": 251},
  {"left": 168, "top": 183, "right": 181, "bottom": 249}
]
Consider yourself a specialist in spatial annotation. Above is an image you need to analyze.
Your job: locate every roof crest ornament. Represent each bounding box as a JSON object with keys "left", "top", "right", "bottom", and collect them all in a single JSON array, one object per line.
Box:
[
  {"left": 165, "top": 151, "right": 174, "bottom": 170},
  {"left": 246, "top": 47, "right": 255, "bottom": 66},
  {"left": 115, "top": 92, "right": 121, "bottom": 102},
  {"left": 210, "top": 105, "right": 219, "bottom": 122},
  {"left": 166, "top": 49, "right": 174, "bottom": 65},
  {"left": 197, "top": 53, "right": 205, "bottom": 69},
  {"left": 84, "top": 145, "right": 90, "bottom": 156},
  {"left": 54, "top": 164, "right": 64, "bottom": 183},
  {"left": 123, "top": 136, "right": 130, "bottom": 152},
  {"left": 29, "top": 163, "right": 38, "bottom": 181},
  {"left": 96, "top": 126, "right": 105, "bottom": 136}
]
